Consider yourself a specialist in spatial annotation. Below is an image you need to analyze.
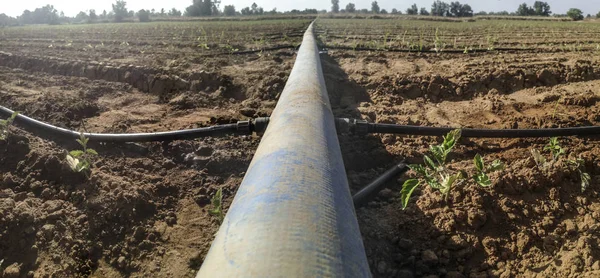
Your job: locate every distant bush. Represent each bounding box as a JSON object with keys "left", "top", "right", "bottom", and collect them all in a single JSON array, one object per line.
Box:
[
  {"left": 567, "top": 8, "right": 584, "bottom": 21},
  {"left": 137, "top": 9, "right": 150, "bottom": 22}
]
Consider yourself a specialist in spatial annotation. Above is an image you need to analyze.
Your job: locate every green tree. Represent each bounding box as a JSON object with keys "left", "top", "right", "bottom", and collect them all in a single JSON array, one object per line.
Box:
[
  {"left": 533, "top": 1, "right": 551, "bottom": 16},
  {"left": 517, "top": 3, "right": 534, "bottom": 16},
  {"left": 460, "top": 4, "right": 473, "bottom": 17},
  {"left": 331, "top": 0, "right": 340, "bottom": 13},
  {"left": 89, "top": 9, "right": 97, "bottom": 21},
  {"left": 75, "top": 11, "right": 88, "bottom": 22},
  {"left": 19, "top": 5, "right": 59, "bottom": 24},
  {"left": 137, "top": 9, "right": 150, "bottom": 22},
  {"left": 450, "top": 1, "right": 461, "bottom": 16},
  {"left": 567, "top": 8, "right": 584, "bottom": 21},
  {"left": 420, "top": 7, "right": 429, "bottom": 15},
  {"left": 371, "top": 1, "right": 380, "bottom": 13},
  {"left": 224, "top": 5, "right": 236, "bottom": 16},
  {"left": 168, "top": 8, "right": 182, "bottom": 16},
  {"left": 391, "top": 8, "right": 398, "bottom": 14},
  {"left": 597, "top": 11, "right": 600, "bottom": 18},
  {"left": 0, "top": 14, "right": 18, "bottom": 26},
  {"left": 345, "top": 3, "right": 356, "bottom": 13},
  {"left": 185, "top": 0, "right": 216, "bottom": 16},
  {"left": 112, "top": 0, "right": 128, "bottom": 22},
  {"left": 431, "top": 0, "right": 449, "bottom": 16},
  {"left": 407, "top": 4, "right": 418, "bottom": 15}
]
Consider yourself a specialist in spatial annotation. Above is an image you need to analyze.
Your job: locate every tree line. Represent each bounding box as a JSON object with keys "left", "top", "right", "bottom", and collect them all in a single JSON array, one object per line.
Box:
[
  {"left": 329, "top": 1, "right": 595, "bottom": 21},
  {"left": 1, "top": 0, "right": 598, "bottom": 26}
]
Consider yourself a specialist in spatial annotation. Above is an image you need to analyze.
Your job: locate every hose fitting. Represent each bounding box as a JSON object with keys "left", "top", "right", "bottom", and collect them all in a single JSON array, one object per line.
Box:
[
  {"left": 252, "top": 117, "right": 270, "bottom": 134},
  {"left": 236, "top": 120, "right": 251, "bottom": 134}
]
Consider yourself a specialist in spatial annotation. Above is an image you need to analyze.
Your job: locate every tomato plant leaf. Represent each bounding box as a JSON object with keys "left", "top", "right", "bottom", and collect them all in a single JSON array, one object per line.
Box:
[
  {"left": 401, "top": 179, "right": 420, "bottom": 209},
  {"left": 474, "top": 154, "right": 484, "bottom": 172}
]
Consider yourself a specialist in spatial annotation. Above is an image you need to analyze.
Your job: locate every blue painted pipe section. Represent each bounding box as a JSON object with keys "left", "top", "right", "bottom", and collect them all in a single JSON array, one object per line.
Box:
[{"left": 197, "top": 22, "right": 370, "bottom": 276}]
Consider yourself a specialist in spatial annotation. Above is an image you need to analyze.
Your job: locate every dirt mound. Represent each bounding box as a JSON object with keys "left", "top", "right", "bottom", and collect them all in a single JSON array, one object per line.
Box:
[
  {"left": 366, "top": 59, "right": 600, "bottom": 103},
  {"left": 0, "top": 52, "right": 233, "bottom": 101}
]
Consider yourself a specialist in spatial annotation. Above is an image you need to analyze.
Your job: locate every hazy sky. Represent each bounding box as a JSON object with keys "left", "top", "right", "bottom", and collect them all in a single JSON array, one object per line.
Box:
[{"left": 2, "top": 0, "right": 599, "bottom": 17}]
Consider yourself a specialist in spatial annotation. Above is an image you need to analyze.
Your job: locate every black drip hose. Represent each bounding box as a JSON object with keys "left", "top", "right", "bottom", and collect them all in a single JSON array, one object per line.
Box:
[
  {"left": 353, "top": 161, "right": 408, "bottom": 208},
  {"left": 0, "top": 106, "right": 246, "bottom": 142},
  {"left": 368, "top": 123, "right": 600, "bottom": 138}
]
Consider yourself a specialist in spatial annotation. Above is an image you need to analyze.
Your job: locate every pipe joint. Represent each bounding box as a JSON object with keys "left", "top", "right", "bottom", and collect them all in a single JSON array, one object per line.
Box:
[
  {"left": 252, "top": 117, "right": 270, "bottom": 134},
  {"left": 236, "top": 120, "right": 251, "bottom": 134}
]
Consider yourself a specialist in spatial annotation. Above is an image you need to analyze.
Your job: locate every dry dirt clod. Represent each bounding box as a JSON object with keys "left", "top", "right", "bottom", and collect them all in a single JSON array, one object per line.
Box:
[
  {"left": 421, "top": 249, "right": 439, "bottom": 265},
  {"left": 2, "top": 263, "right": 21, "bottom": 278}
]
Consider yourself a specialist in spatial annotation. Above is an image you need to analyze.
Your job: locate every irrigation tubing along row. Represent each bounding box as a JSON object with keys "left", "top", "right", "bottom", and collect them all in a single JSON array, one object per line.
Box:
[
  {"left": 0, "top": 106, "right": 242, "bottom": 142},
  {"left": 4, "top": 105, "right": 600, "bottom": 142},
  {"left": 352, "top": 161, "right": 408, "bottom": 208},
  {"left": 368, "top": 123, "right": 600, "bottom": 138}
]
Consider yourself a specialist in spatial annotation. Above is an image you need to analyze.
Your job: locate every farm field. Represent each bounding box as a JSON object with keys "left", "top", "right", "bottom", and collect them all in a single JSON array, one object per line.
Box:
[{"left": 1, "top": 16, "right": 600, "bottom": 277}]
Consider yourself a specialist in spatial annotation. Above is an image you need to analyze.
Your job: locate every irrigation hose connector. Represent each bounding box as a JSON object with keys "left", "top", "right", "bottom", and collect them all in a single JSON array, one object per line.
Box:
[
  {"left": 252, "top": 117, "right": 270, "bottom": 134},
  {"left": 236, "top": 120, "right": 251, "bottom": 134},
  {"left": 334, "top": 118, "right": 369, "bottom": 135}
]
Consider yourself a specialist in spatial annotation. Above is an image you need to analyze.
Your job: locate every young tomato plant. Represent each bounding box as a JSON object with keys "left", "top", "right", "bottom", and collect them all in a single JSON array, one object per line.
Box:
[
  {"left": 544, "top": 137, "right": 565, "bottom": 161},
  {"left": 401, "top": 130, "right": 505, "bottom": 209},
  {"left": 0, "top": 112, "right": 18, "bottom": 141},
  {"left": 566, "top": 158, "right": 591, "bottom": 192},
  {"left": 401, "top": 129, "right": 466, "bottom": 209},
  {"left": 473, "top": 154, "right": 504, "bottom": 187},
  {"left": 66, "top": 133, "right": 98, "bottom": 178},
  {"left": 532, "top": 137, "right": 591, "bottom": 192},
  {"left": 208, "top": 188, "right": 224, "bottom": 223}
]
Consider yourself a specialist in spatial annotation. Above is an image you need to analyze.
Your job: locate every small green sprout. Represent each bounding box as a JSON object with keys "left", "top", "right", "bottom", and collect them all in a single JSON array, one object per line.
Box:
[
  {"left": 533, "top": 137, "right": 590, "bottom": 192},
  {"left": 566, "top": 158, "right": 591, "bottom": 192},
  {"left": 544, "top": 137, "right": 565, "bottom": 160},
  {"left": 473, "top": 154, "right": 504, "bottom": 187},
  {"left": 0, "top": 112, "right": 18, "bottom": 141},
  {"left": 530, "top": 148, "right": 546, "bottom": 168},
  {"left": 66, "top": 133, "right": 98, "bottom": 178},
  {"left": 197, "top": 43, "right": 210, "bottom": 50},
  {"left": 208, "top": 188, "right": 224, "bottom": 222}
]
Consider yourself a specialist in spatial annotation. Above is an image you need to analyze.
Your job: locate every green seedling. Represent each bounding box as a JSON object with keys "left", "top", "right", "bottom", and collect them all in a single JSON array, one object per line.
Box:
[
  {"left": 401, "top": 129, "right": 465, "bottom": 209},
  {"left": 473, "top": 154, "right": 504, "bottom": 187},
  {"left": 66, "top": 133, "right": 98, "bottom": 178},
  {"left": 566, "top": 158, "right": 591, "bottom": 192},
  {"left": 434, "top": 28, "right": 445, "bottom": 53},
  {"left": 532, "top": 137, "right": 591, "bottom": 192},
  {"left": 225, "top": 44, "right": 239, "bottom": 54},
  {"left": 544, "top": 137, "right": 565, "bottom": 161},
  {"left": 486, "top": 35, "right": 496, "bottom": 51},
  {"left": 0, "top": 112, "right": 18, "bottom": 141},
  {"left": 208, "top": 188, "right": 224, "bottom": 222},
  {"left": 531, "top": 148, "right": 547, "bottom": 168}
]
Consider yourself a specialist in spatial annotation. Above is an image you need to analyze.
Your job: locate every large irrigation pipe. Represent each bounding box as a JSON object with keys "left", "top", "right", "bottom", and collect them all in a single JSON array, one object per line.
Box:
[{"left": 197, "top": 22, "right": 370, "bottom": 276}]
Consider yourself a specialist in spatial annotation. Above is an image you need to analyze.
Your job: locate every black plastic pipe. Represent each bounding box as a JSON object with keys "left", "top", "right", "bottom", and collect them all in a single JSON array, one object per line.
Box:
[
  {"left": 0, "top": 105, "right": 247, "bottom": 142},
  {"left": 366, "top": 123, "right": 600, "bottom": 138},
  {"left": 352, "top": 161, "right": 408, "bottom": 208}
]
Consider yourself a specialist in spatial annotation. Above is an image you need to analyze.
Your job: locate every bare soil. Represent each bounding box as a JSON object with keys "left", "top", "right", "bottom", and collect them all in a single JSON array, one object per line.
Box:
[
  {"left": 1, "top": 19, "right": 600, "bottom": 278},
  {"left": 325, "top": 50, "right": 600, "bottom": 277}
]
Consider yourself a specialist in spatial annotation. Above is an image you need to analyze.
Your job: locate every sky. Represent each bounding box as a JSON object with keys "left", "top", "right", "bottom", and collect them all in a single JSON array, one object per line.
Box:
[{"left": 1, "top": 0, "right": 600, "bottom": 17}]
